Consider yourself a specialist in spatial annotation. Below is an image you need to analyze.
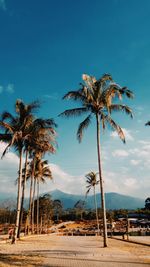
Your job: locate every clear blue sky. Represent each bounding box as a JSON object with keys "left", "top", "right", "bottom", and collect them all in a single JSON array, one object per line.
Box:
[{"left": 0, "top": 0, "right": 149, "bottom": 200}]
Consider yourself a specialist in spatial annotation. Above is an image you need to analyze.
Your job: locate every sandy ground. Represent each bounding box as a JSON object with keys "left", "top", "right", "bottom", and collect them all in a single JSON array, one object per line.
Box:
[{"left": 0, "top": 235, "right": 150, "bottom": 267}]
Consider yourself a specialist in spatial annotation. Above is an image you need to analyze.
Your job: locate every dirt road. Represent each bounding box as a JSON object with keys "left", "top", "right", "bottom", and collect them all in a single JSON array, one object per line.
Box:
[{"left": 0, "top": 235, "right": 149, "bottom": 266}]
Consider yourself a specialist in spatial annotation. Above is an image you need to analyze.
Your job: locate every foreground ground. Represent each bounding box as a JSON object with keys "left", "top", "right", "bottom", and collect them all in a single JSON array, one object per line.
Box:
[{"left": 0, "top": 235, "right": 150, "bottom": 267}]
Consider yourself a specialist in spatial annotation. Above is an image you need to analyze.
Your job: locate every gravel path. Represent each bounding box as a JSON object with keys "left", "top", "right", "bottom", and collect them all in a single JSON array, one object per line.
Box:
[{"left": 0, "top": 235, "right": 150, "bottom": 266}]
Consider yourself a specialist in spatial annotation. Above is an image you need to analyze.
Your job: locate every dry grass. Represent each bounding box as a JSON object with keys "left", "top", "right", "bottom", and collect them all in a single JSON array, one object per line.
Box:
[{"left": 0, "top": 254, "right": 44, "bottom": 267}]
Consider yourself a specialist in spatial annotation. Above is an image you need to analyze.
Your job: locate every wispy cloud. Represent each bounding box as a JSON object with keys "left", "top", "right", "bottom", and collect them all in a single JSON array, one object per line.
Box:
[
  {"left": 112, "top": 149, "right": 129, "bottom": 157},
  {"left": 6, "top": 83, "right": 14, "bottom": 93},
  {"left": 0, "top": 83, "right": 14, "bottom": 94},
  {"left": 0, "top": 0, "right": 6, "bottom": 11},
  {"left": 43, "top": 93, "right": 58, "bottom": 100},
  {"left": 130, "top": 159, "right": 141, "bottom": 166},
  {"left": 110, "top": 128, "right": 134, "bottom": 141}
]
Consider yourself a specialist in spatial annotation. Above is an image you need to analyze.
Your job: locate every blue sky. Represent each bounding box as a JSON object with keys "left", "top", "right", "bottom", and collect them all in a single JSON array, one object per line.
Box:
[{"left": 0, "top": 0, "right": 149, "bottom": 200}]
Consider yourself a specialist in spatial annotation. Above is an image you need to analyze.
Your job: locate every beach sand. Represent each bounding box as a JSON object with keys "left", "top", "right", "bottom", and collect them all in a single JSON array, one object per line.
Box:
[{"left": 0, "top": 235, "right": 149, "bottom": 266}]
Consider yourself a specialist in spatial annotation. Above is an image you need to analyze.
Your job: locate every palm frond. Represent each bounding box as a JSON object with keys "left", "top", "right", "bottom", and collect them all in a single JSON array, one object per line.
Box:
[
  {"left": 1, "top": 143, "right": 11, "bottom": 158},
  {"left": 62, "top": 90, "right": 86, "bottom": 103},
  {"left": 85, "top": 187, "right": 91, "bottom": 197},
  {"left": 0, "top": 133, "right": 12, "bottom": 142},
  {"left": 59, "top": 107, "right": 89, "bottom": 118},
  {"left": 98, "top": 73, "right": 113, "bottom": 87},
  {"left": 102, "top": 114, "right": 125, "bottom": 143},
  {"left": 0, "top": 121, "right": 14, "bottom": 133},
  {"left": 109, "top": 104, "right": 133, "bottom": 118},
  {"left": 121, "top": 87, "right": 134, "bottom": 99},
  {"left": 77, "top": 114, "right": 92, "bottom": 142},
  {"left": 1, "top": 112, "right": 17, "bottom": 123}
]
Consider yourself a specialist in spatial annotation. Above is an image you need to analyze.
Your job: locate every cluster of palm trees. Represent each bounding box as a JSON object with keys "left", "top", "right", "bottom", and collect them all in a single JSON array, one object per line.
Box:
[
  {"left": 0, "top": 100, "right": 57, "bottom": 243},
  {"left": 1, "top": 72, "right": 148, "bottom": 247}
]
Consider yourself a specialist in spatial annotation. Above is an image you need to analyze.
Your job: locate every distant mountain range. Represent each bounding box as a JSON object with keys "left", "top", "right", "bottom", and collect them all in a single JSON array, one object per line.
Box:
[
  {"left": 0, "top": 189, "right": 145, "bottom": 210},
  {"left": 46, "top": 189, "right": 144, "bottom": 210}
]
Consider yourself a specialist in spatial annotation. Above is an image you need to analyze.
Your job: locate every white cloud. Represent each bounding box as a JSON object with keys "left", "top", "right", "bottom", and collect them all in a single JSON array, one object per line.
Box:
[
  {"left": 6, "top": 83, "right": 14, "bottom": 93},
  {"left": 0, "top": 142, "right": 19, "bottom": 194},
  {"left": 112, "top": 149, "right": 129, "bottom": 157},
  {"left": 130, "top": 159, "right": 141, "bottom": 166},
  {"left": 39, "top": 163, "right": 86, "bottom": 195},
  {"left": 0, "top": 0, "right": 6, "bottom": 10},
  {"left": 123, "top": 178, "right": 137, "bottom": 188},
  {"left": 110, "top": 128, "right": 134, "bottom": 141}
]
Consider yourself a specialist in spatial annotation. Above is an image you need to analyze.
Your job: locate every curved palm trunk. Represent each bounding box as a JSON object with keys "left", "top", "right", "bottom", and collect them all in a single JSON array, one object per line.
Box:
[
  {"left": 18, "top": 150, "right": 28, "bottom": 238},
  {"left": 96, "top": 114, "right": 107, "bottom": 247},
  {"left": 37, "top": 179, "right": 39, "bottom": 234},
  {"left": 12, "top": 148, "right": 23, "bottom": 244},
  {"left": 93, "top": 186, "right": 100, "bottom": 235}
]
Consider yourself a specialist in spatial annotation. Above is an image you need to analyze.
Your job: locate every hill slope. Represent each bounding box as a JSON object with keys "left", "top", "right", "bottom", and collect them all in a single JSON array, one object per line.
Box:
[
  {"left": 46, "top": 189, "right": 144, "bottom": 210},
  {"left": 0, "top": 189, "right": 144, "bottom": 210}
]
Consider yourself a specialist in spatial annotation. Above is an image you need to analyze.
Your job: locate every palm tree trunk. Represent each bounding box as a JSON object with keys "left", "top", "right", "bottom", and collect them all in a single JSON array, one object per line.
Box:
[
  {"left": 18, "top": 150, "right": 28, "bottom": 238},
  {"left": 93, "top": 186, "right": 100, "bottom": 235},
  {"left": 31, "top": 177, "right": 36, "bottom": 234},
  {"left": 28, "top": 158, "right": 35, "bottom": 233},
  {"left": 96, "top": 114, "right": 107, "bottom": 247},
  {"left": 28, "top": 176, "right": 33, "bottom": 234},
  {"left": 37, "top": 179, "right": 39, "bottom": 234},
  {"left": 12, "top": 148, "right": 23, "bottom": 244}
]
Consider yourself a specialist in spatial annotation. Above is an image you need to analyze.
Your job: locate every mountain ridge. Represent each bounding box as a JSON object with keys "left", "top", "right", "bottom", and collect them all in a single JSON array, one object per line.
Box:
[
  {"left": 0, "top": 189, "right": 145, "bottom": 210},
  {"left": 45, "top": 189, "right": 144, "bottom": 210}
]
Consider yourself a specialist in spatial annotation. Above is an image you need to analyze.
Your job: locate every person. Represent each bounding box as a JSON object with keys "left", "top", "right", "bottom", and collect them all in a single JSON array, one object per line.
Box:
[{"left": 8, "top": 228, "right": 13, "bottom": 239}]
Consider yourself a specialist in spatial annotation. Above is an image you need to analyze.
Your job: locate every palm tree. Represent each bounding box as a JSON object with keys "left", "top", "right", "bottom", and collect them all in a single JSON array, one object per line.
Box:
[
  {"left": 85, "top": 171, "right": 100, "bottom": 235},
  {"left": 0, "top": 99, "right": 40, "bottom": 243},
  {"left": 34, "top": 158, "right": 53, "bottom": 234},
  {"left": 60, "top": 73, "right": 133, "bottom": 247}
]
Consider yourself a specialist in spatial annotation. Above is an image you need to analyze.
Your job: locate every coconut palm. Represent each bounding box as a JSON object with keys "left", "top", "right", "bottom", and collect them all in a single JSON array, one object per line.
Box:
[
  {"left": 60, "top": 73, "right": 133, "bottom": 247},
  {"left": 85, "top": 171, "right": 100, "bottom": 235},
  {"left": 0, "top": 99, "right": 40, "bottom": 243},
  {"left": 34, "top": 158, "right": 53, "bottom": 234}
]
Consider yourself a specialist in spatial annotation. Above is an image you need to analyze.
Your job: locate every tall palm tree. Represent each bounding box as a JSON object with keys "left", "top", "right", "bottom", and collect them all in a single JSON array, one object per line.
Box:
[
  {"left": 0, "top": 99, "right": 40, "bottom": 243},
  {"left": 60, "top": 73, "right": 133, "bottom": 247},
  {"left": 85, "top": 171, "right": 100, "bottom": 235}
]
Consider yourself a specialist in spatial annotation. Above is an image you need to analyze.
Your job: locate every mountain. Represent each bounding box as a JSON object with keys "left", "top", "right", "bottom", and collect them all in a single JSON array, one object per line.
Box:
[
  {"left": 45, "top": 189, "right": 144, "bottom": 210},
  {"left": 0, "top": 189, "right": 144, "bottom": 210}
]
